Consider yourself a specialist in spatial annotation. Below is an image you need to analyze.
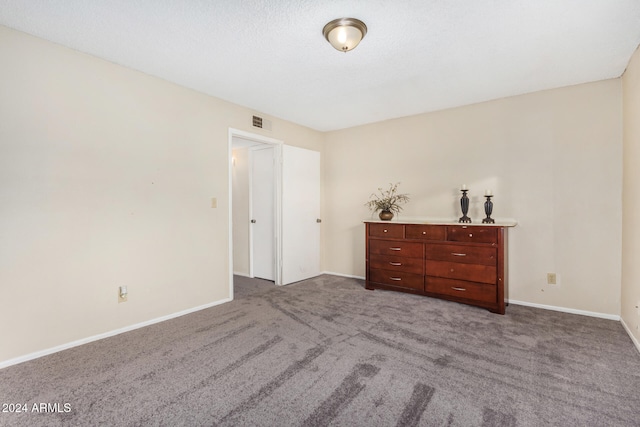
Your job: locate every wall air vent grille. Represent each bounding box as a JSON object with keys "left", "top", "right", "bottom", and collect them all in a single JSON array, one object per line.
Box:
[{"left": 251, "top": 115, "right": 272, "bottom": 131}]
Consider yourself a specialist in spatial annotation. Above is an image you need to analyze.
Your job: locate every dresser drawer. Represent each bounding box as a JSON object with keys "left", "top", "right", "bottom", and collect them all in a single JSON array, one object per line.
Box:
[
  {"left": 426, "top": 276, "right": 497, "bottom": 304},
  {"left": 365, "top": 221, "right": 509, "bottom": 314},
  {"left": 405, "top": 224, "right": 446, "bottom": 240},
  {"left": 370, "top": 254, "right": 423, "bottom": 275},
  {"left": 427, "top": 260, "right": 496, "bottom": 284},
  {"left": 369, "top": 239, "right": 424, "bottom": 258},
  {"left": 447, "top": 226, "right": 497, "bottom": 244},
  {"left": 369, "top": 223, "right": 404, "bottom": 238},
  {"left": 426, "top": 244, "right": 496, "bottom": 266},
  {"left": 370, "top": 269, "right": 424, "bottom": 291}
]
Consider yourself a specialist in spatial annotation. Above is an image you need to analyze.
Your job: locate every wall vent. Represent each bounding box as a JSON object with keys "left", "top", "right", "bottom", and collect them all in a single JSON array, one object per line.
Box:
[{"left": 251, "top": 115, "right": 272, "bottom": 131}]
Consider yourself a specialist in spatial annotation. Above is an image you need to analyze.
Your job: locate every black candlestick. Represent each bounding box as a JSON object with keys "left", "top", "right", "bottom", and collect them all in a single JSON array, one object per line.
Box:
[
  {"left": 482, "top": 195, "right": 495, "bottom": 224},
  {"left": 459, "top": 189, "right": 471, "bottom": 223}
]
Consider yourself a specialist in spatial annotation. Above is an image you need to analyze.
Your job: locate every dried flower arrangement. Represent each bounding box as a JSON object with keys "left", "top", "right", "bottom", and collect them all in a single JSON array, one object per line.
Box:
[{"left": 365, "top": 182, "right": 410, "bottom": 219}]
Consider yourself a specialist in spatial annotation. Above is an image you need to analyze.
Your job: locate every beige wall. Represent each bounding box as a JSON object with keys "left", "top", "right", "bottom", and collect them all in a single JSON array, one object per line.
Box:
[
  {"left": 622, "top": 46, "right": 640, "bottom": 343},
  {"left": 0, "top": 25, "right": 323, "bottom": 364},
  {"left": 232, "top": 148, "right": 251, "bottom": 276},
  {"left": 324, "top": 80, "right": 623, "bottom": 316}
]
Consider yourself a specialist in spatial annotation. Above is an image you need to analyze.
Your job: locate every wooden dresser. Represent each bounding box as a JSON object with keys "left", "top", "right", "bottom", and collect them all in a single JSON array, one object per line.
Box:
[{"left": 365, "top": 220, "right": 513, "bottom": 314}]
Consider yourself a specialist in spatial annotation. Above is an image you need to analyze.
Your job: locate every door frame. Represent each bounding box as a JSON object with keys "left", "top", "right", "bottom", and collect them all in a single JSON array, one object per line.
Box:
[{"left": 228, "top": 128, "right": 283, "bottom": 299}]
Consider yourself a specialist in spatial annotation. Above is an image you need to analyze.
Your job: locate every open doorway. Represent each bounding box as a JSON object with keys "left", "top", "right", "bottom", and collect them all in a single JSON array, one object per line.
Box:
[
  {"left": 228, "top": 128, "right": 322, "bottom": 300},
  {"left": 229, "top": 129, "right": 283, "bottom": 299}
]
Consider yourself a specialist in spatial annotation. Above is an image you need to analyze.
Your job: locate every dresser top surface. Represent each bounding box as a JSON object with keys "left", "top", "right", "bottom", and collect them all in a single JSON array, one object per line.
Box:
[{"left": 363, "top": 217, "right": 517, "bottom": 227}]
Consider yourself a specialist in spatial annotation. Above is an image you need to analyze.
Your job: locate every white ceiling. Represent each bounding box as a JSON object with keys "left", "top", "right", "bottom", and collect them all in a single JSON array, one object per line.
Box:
[{"left": 1, "top": 1, "right": 640, "bottom": 132}]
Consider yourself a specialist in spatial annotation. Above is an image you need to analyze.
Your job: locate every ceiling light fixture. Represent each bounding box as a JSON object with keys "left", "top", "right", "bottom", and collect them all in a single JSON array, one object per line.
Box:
[{"left": 322, "top": 18, "right": 367, "bottom": 53}]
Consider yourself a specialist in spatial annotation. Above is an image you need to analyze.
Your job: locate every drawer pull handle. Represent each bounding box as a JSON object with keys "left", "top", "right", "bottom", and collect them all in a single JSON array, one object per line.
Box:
[
  {"left": 389, "top": 262, "right": 402, "bottom": 266},
  {"left": 422, "top": 231, "right": 426, "bottom": 235},
  {"left": 469, "top": 233, "right": 473, "bottom": 237},
  {"left": 389, "top": 247, "right": 402, "bottom": 251},
  {"left": 451, "top": 252, "right": 467, "bottom": 257},
  {"left": 390, "top": 277, "right": 402, "bottom": 281},
  {"left": 383, "top": 229, "right": 388, "bottom": 233},
  {"left": 451, "top": 287, "right": 466, "bottom": 291}
]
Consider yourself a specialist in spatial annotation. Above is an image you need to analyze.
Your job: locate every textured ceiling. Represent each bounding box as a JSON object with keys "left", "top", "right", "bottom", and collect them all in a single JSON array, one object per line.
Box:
[{"left": 1, "top": 1, "right": 640, "bottom": 131}]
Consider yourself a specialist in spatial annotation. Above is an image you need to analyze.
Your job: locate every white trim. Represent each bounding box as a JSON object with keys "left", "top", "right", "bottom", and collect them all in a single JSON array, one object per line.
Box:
[
  {"left": 508, "top": 299, "right": 620, "bottom": 321},
  {"left": 228, "top": 130, "right": 235, "bottom": 302},
  {"left": 229, "top": 128, "right": 283, "bottom": 146},
  {"left": 322, "top": 271, "right": 366, "bottom": 280},
  {"left": 621, "top": 318, "right": 640, "bottom": 355},
  {"left": 324, "top": 273, "right": 623, "bottom": 322},
  {"left": 272, "top": 143, "right": 283, "bottom": 286},
  {"left": 0, "top": 298, "right": 232, "bottom": 370}
]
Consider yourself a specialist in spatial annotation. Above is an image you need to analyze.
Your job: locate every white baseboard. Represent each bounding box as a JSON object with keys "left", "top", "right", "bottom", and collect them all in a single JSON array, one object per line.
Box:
[
  {"left": 620, "top": 318, "right": 640, "bottom": 355},
  {"left": 4, "top": 279, "right": 635, "bottom": 369},
  {"left": 322, "top": 271, "right": 365, "bottom": 280},
  {"left": 323, "top": 273, "right": 620, "bottom": 320},
  {"left": 0, "top": 297, "right": 232, "bottom": 370},
  {"left": 508, "top": 299, "right": 620, "bottom": 321}
]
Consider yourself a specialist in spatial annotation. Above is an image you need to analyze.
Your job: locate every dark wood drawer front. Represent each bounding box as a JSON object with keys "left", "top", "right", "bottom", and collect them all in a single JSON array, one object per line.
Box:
[
  {"left": 370, "top": 254, "right": 424, "bottom": 274},
  {"left": 369, "top": 239, "right": 423, "bottom": 258},
  {"left": 426, "top": 244, "right": 496, "bottom": 266},
  {"left": 369, "top": 223, "right": 404, "bottom": 238},
  {"left": 365, "top": 221, "right": 508, "bottom": 315},
  {"left": 427, "top": 260, "right": 496, "bottom": 284},
  {"left": 370, "top": 269, "right": 424, "bottom": 291},
  {"left": 405, "top": 225, "right": 446, "bottom": 240},
  {"left": 447, "top": 226, "right": 497, "bottom": 244},
  {"left": 426, "top": 276, "right": 496, "bottom": 304}
]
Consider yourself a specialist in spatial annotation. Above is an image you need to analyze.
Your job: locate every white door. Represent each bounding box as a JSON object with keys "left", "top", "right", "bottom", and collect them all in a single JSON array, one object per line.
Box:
[
  {"left": 282, "top": 145, "right": 321, "bottom": 285},
  {"left": 251, "top": 146, "right": 275, "bottom": 281}
]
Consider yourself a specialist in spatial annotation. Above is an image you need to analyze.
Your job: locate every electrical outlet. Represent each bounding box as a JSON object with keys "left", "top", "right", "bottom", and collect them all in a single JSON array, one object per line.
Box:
[{"left": 547, "top": 273, "right": 557, "bottom": 285}]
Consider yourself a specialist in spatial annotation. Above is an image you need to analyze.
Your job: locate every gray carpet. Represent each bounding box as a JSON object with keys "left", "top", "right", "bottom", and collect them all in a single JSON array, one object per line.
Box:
[{"left": 1, "top": 274, "right": 639, "bottom": 426}]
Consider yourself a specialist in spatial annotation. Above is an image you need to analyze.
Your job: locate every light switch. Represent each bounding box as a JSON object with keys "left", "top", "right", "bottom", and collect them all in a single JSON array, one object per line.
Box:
[{"left": 211, "top": 198, "right": 217, "bottom": 208}]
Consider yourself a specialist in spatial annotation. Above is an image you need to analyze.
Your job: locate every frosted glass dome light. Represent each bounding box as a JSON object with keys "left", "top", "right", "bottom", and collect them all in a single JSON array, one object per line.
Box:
[{"left": 323, "top": 18, "right": 367, "bottom": 52}]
